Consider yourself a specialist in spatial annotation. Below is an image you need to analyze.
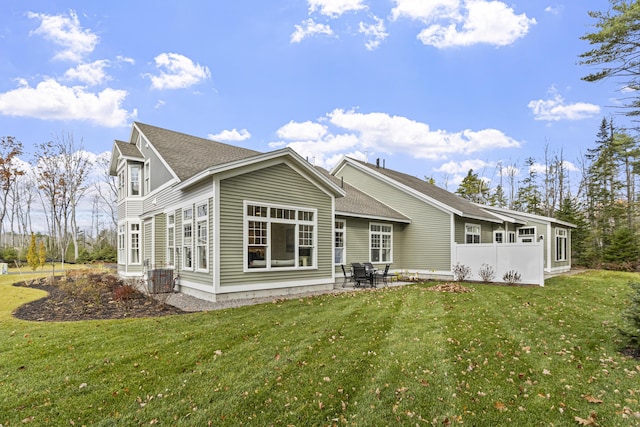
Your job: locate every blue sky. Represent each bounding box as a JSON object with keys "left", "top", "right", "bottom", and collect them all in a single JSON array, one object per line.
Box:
[{"left": 0, "top": 0, "right": 625, "bottom": 192}]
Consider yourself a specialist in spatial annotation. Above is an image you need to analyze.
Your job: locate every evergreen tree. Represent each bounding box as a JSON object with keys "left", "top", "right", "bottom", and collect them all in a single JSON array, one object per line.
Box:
[
  {"left": 455, "top": 169, "right": 489, "bottom": 204},
  {"left": 603, "top": 227, "right": 640, "bottom": 265},
  {"left": 513, "top": 157, "right": 543, "bottom": 214}
]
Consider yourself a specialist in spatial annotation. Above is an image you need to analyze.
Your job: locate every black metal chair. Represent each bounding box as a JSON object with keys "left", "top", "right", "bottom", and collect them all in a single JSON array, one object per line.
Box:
[
  {"left": 340, "top": 264, "right": 352, "bottom": 287},
  {"left": 352, "top": 264, "right": 373, "bottom": 288},
  {"left": 375, "top": 264, "right": 390, "bottom": 287}
]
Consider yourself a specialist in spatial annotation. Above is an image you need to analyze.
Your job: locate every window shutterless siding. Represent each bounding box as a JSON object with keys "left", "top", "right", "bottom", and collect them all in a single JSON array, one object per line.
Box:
[{"left": 219, "top": 163, "right": 334, "bottom": 287}]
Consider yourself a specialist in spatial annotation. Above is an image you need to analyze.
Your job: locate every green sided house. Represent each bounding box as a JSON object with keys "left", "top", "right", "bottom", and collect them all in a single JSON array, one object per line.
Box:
[{"left": 109, "top": 122, "right": 574, "bottom": 302}]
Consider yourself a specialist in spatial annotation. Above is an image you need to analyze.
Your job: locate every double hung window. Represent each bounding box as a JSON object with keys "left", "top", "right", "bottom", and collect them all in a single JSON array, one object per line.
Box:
[
  {"left": 334, "top": 220, "right": 345, "bottom": 264},
  {"left": 196, "top": 203, "right": 208, "bottom": 271},
  {"left": 370, "top": 223, "right": 392, "bottom": 263},
  {"left": 465, "top": 224, "right": 481, "bottom": 244},
  {"left": 183, "top": 208, "right": 193, "bottom": 269},
  {"left": 167, "top": 213, "right": 175, "bottom": 266},
  {"left": 130, "top": 223, "right": 140, "bottom": 264}
]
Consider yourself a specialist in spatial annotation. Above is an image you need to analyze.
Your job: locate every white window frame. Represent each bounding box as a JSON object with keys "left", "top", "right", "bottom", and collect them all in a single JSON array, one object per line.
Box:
[
  {"left": 129, "top": 164, "right": 141, "bottom": 197},
  {"left": 244, "top": 201, "right": 317, "bottom": 271},
  {"left": 465, "top": 223, "right": 481, "bottom": 244},
  {"left": 555, "top": 228, "right": 567, "bottom": 261},
  {"left": 369, "top": 223, "right": 393, "bottom": 263},
  {"left": 167, "top": 213, "right": 175, "bottom": 267},
  {"left": 118, "top": 224, "right": 126, "bottom": 264},
  {"left": 117, "top": 171, "right": 125, "bottom": 201},
  {"left": 334, "top": 220, "right": 346, "bottom": 265},
  {"left": 182, "top": 207, "right": 193, "bottom": 270},
  {"left": 494, "top": 230, "right": 504, "bottom": 244},
  {"left": 196, "top": 202, "right": 209, "bottom": 272},
  {"left": 517, "top": 226, "right": 536, "bottom": 243},
  {"left": 130, "top": 222, "right": 141, "bottom": 265},
  {"left": 144, "top": 159, "right": 150, "bottom": 195}
]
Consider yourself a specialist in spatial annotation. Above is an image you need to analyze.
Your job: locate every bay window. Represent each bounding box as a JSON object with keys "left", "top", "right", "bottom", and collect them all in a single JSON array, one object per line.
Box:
[
  {"left": 245, "top": 202, "right": 316, "bottom": 270},
  {"left": 129, "top": 164, "right": 141, "bottom": 196},
  {"left": 130, "top": 223, "right": 140, "bottom": 264}
]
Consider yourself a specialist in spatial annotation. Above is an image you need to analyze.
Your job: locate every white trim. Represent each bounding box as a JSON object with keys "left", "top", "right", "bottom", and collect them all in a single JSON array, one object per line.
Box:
[
  {"left": 464, "top": 223, "right": 481, "bottom": 244},
  {"left": 195, "top": 200, "right": 209, "bottom": 273},
  {"left": 517, "top": 226, "right": 536, "bottom": 243},
  {"left": 177, "top": 148, "right": 345, "bottom": 198},
  {"left": 335, "top": 210, "right": 411, "bottom": 224},
  {"left": 128, "top": 163, "right": 141, "bottom": 197},
  {"left": 555, "top": 227, "right": 568, "bottom": 262},
  {"left": 369, "top": 222, "right": 393, "bottom": 264},
  {"left": 129, "top": 221, "right": 142, "bottom": 265},
  {"left": 493, "top": 230, "right": 505, "bottom": 244},
  {"left": 213, "top": 177, "right": 221, "bottom": 293},
  {"left": 144, "top": 158, "right": 150, "bottom": 195}
]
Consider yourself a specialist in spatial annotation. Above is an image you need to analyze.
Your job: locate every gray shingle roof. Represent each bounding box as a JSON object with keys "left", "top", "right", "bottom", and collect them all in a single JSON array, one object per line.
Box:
[
  {"left": 315, "top": 167, "right": 409, "bottom": 222},
  {"left": 353, "top": 159, "right": 502, "bottom": 223},
  {"left": 135, "top": 122, "right": 260, "bottom": 181},
  {"left": 115, "top": 140, "right": 143, "bottom": 159}
]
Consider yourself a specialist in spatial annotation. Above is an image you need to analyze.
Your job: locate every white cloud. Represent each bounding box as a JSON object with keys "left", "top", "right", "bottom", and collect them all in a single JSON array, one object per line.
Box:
[
  {"left": 390, "top": 0, "right": 461, "bottom": 22},
  {"left": 434, "top": 159, "right": 494, "bottom": 174},
  {"left": 417, "top": 1, "right": 536, "bottom": 48},
  {"left": 308, "top": 0, "right": 367, "bottom": 18},
  {"left": 277, "top": 120, "right": 328, "bottom": 140},
  {"left": 208, "top": 128, "right": 251, "bottom": 142},
  {"left": 116, "top": 55, "right": 135, "bottom": 65},
  {"left": 0, "top": 78, "right": 133, "bottom": 127},
  {"left": 28, "top": 10, "right": 99, "bottom": 62},
  {"left": 544, "top": 5, "right": 562, "bottom": 15},
  {"left": 63, "top": 60, "right": 110, "bottom": 86},
  {"left": 154, "top": 99, "right": 166, "bottom": 109},
  {"left": 270, "top": 108, "right": 521, "bottom": 170},
  {"left": 528, "top": 92, "right": 600, "bottom": 121},
  {"left": 146, "top": 53, "right": 211, "bottom": 90},
  {"left": 359, "top": 16, "right": 388, "bottom": 50},
  {"left": 291, "top": 19, "right": 334, "bottom": 43}
]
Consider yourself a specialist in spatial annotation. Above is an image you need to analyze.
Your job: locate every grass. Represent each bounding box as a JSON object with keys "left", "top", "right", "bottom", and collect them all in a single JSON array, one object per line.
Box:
[{"left": 1, "top": 271, "right": 640, "bottom": 426}]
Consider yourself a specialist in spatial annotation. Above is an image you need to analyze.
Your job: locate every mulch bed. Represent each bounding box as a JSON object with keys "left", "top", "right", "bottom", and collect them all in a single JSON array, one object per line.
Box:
[{"left": 12, "top": 273, "right": 184, "bottom": 322}]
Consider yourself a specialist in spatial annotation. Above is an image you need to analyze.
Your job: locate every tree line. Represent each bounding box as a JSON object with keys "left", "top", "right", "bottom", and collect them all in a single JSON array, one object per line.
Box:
[{"left": 0, "top": 133, "right": 116, "bottom": 265}]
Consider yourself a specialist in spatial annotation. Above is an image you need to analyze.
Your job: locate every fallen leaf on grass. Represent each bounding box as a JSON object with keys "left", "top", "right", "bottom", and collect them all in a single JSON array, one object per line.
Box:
[
  {"left": 494, "top": 401, "right": 507, "bottom": 412},
  {"left": 584, "top": 395, "right": 603, "bottom": 404},
  {"left": 574, "top": 412, "right": 599, "bottom": 426}
]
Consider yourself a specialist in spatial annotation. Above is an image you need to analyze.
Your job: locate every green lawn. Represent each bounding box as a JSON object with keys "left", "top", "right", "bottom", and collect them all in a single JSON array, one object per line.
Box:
[{"left": 1, "top": 271, "right": 640, "bottom": 426}]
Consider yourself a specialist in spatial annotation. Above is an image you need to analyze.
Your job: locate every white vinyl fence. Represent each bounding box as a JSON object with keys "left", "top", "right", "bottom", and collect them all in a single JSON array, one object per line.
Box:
[{"left": 452, "top": 242, "right": 545, "bottom": 286}]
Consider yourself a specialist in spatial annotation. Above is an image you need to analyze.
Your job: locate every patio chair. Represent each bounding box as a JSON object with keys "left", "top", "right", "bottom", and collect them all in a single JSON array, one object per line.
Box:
[
  {"left": 340, "top": 264, "right": 352, "bottom": 287},
  {"left": 352, "top": 264, "right": 373, "bottom": 288},
  {"left": 374, "top": 264, "right": 390, "bottom": 287}
]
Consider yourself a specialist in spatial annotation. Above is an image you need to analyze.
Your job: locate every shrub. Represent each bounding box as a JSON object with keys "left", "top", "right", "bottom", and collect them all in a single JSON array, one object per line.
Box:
[
  {"left": 620, "top": 281, "right": 640, "bottom": 352},
  {"left": 452, "top": 263, "right": 472, "bottom": 281},
  {"left": 478, "top": 263, "right": 495, "bottom": 282},
  {"left": 113, "top": 285, "right": 137, "bottom": 302},
  {"left": 502, "top": 270, "right": 521, "bottom": 285}
]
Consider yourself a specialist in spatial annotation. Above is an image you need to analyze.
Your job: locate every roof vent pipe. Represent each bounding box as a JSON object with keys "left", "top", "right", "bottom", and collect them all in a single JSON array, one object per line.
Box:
[
  {"left": 383, "top": 159, "right": 385, "bottom": 169},
  {"left": 341, "top": 176, "right": 344, "bottom": 188},
  {"left": 376, "top": 158, "right": 380, "bottom": 168}
]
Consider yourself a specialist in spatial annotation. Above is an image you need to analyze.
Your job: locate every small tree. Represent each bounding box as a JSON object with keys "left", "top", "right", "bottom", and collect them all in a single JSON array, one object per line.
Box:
[{"left": 26, "top": 233, "right": 39, "bottom": 271}]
